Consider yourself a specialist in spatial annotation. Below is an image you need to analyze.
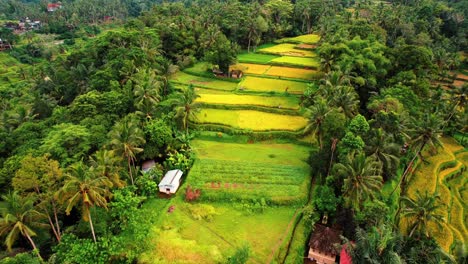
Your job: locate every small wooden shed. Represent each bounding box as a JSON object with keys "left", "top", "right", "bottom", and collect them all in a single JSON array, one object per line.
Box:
[
  {"left": 158, "top": 169, "right": 183, "bottom": 194},
  {"left": 230, "top": 70, "right": 243, "bottom": 79},
  {"left": 308, "top": 224, "right": 342, "bottom": 264}
]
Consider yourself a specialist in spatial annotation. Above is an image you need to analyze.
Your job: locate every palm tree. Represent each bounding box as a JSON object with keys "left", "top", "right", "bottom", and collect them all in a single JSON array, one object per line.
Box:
[
  {"left": 0, "top": 192, "right": 46, "bottom": 260},
  {"left": 400, "top": 191, "right": 445, "bottom": 238},
  {"left": 330, "top": 85, "right": 359, "bottom": 119},
  {"left": 161, "top": 84, "right": 200, "bottom": 133},
  {"left": 443, "top": 84, "right": 467, "bottom": 130},
  {"left": 89, "top": 150, "right": 125, "bottom": 188},
  {"left": 305, "top": 97, "right": 332, "bottom": 150},
  {"left": 351, "top": 224, "right": 403, "bottom": 264},
  {"left": 108, "top": 117, "right": 145, "bottom": 185},
  {"left": 132, "top": 69, "right": 162, "bottom": 119},
  {"left": 156, "top": 59, "right": 179, "bottom": 97},
  {"left": 334, "top": 152, "right": 383, "bottom": 211},
  {"left": 392, "top": 113, "right": 443, "bottom": 195},
  {"left": 365, "top": 129, "right": 400, "bottom": 180},
  {"left": 57, "top": 162, "right": 112, "bottom": 243}
]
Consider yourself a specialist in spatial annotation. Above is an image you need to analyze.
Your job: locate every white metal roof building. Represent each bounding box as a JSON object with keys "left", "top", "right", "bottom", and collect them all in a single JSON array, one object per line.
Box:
[{"left": 158, "top": 169, "right": 184, "bottom": 194}]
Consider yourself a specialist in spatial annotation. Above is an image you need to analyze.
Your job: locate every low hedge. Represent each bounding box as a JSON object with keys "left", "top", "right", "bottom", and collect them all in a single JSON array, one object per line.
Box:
[
  {"left": 169, "top": 81, "right": 236, "bottom": 92},
  {"left": 269, "top": 60, "right": 319, "bottom": 70},
  {"left": 190, "top": 122, "right": 306, "bottom": 140},
  {"left": 240, "top": 72, "right": 315, "bottom": 83}
]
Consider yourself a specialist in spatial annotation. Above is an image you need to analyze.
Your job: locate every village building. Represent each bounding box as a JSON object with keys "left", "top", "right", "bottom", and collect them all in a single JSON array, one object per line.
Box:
[
  {"left": 141, "top": 160, "right": 156, "bottom": 173},
  {"left": 230, "top": 69, "right": 243, "bottom": 78},
  {"left": 158, "top": 169, "right": 184, "bottom": 194},
  {"left": 47, "top": 2, "right": 63, "bottom": 12},
  {"left": 308, "top": 224, "right": 342, "bottom": 264}
]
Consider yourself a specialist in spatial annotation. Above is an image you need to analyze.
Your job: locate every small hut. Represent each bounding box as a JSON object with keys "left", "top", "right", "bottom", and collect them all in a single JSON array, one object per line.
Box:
[
  {"left": 230, "top": 70, "right": 243, "bottom": 79},
  {"left": 158, "top": 169, "right": 184, "bottom": 194},
  {"left": 212, "top": 68, "right": 224, "bottom": 77},
  {"left": 308, "top": 224, "right": 342, "bottom": 264},
  {"left": 0, "top": 39, "right": 12, "bottom": 51}
]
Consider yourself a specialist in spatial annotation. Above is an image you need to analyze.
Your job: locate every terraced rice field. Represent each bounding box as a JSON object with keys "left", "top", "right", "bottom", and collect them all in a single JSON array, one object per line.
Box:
[
  {"left": 237, "top": 52, "right": 279, "bottom": 64},
  {"left": 170, "top": 72, "right": 238, "bottom": 91},
  {"left": 230, "top": 63, "right": 270, "bottom": 75},
  {"left": 195, "top": 93, "right": 299, "bottom": 109},
  {"left": 265, "top": 66, "right": 318, "bottom": 80},
  {"left": 270, "top": 56, "right": 320, "bottom": 68},
  {"left": 258, "top": 44, "right": 317, "bottom": 57},
  {"left": 403, "top": 137, "right": 468, "bottom": 253},
  {"left": 240, "top": 76, "right": 308, "bottom": 94},
  {"left": 188, "top": 139, "right": 311, "bottom": 204},
  {"left": 194, "top": 108, "right": 307, "bottom": 131},
  {"left": 278, "top": 34, "right": 321, "bottom": 44}
]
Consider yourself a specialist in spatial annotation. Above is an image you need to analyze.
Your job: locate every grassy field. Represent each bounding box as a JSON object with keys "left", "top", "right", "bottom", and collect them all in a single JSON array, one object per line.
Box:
[
  {"left": 140, "top": 199, "right": 297, "bottom": 263},
  {"left": 258, "top": 44, "right": 317, "bottom": 57},
  {"left": 193, "top": 108, "right": 307, "bottom": 131},
  {"left": 170, "top": 72, "right": 238, "bottom": 91},
  {"left": 270, "top": 56, "right": 320, "bottom": 68},
  {"left": 237, "top": 52, "right": 279, "bottom": 64},
  {"left": 188, "top": 139, "right": 311, "bottom": 203},
  {"left": 240, "top": 76, "right": 308, "bottom": 94},
  {"left": 278, "top": 34, "right": 321, "bottom": 44},
  {"left": 265, "top": 66, "right": 318, "bottom": 80},
  {"left": 195, "top": 93, "right": 300, "bottom": 109}
]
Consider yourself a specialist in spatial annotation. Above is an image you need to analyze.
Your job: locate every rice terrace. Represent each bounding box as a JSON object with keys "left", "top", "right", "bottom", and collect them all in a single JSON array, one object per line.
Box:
[{"left": 0, "top": 1, "right": 467, "bottom": 264}]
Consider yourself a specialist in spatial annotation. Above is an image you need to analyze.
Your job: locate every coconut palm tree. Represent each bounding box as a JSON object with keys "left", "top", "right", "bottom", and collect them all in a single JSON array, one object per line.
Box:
[
  {"left": 132, "top": 69, "right": 162, "bottom": 119},
  {"left": 392, "top": 113, "right": 443, "bottom": 195},
  {"left": 161, "top": 84, "right": 200, "bottom": 133},
  {"left": 305, "top": 97, "right": 332, "bottom": 150},
  {"left": 108, "top": 117, "right": 145, "bottom": 185},
  {"left": 400, "top": 191, "right": 445, "bottom": 238},
  {"left": 156, "top": 59, "right": 179, "bottom": 97},
  {"left": 89, "top": 150, "right": 125, "bottom": 188},
  {"left": 0, "top": 192, "right": 46, "bottom": 260},
  {"left": 351, "top": 224, "right": 403, "bottom": 264},
  {"left": 57, "top": 162, "right": 112, "bottom": 243},
  {"left": 334, "top": 152, "right": 383, "bottom": 211},
  {"left": 329, "top": 85, "right": 360, "bottom": 119},
  {"left": 365, "top": 129, "right": 400, "bottom": 180}
]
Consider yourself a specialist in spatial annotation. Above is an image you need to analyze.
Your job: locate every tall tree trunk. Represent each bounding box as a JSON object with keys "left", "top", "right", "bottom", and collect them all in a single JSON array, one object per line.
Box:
[
  {"left": 391, "top": 142, "right": 426, "bottom": 196},
  {"left": 88, "top": 208, "right": 97, "bottom": 243},
  {"left": 127, "top": 156, "right": 134, "bottom": 185},
  {"left": 52, "top": 201, "right": 61, "bottom": 239},
  {"left": 247, "top": 31, "right": 252, "bottom": 53},
  {"left": 45, "top": 208, "right": 60, "bottom": 242},
  {"left": 24, "top": 230, "right": 42, "bottom": 260},
  {"left": 327, "top": 138, "right": 338, "bottom": 176}
]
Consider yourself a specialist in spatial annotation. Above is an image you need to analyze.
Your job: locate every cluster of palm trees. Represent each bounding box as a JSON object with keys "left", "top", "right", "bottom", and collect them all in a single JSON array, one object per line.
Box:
[{"left": 0, "top": 116, "right": 150, "bottom": 258}]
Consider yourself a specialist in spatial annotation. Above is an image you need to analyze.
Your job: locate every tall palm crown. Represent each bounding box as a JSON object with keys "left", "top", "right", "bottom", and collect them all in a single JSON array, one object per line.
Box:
[
  {"left": 163, "top": 85, "right": 200, "bottom": 133},
  {"left": 0, "top": 192, "right": 46, "bottom": 259},
  {"left": 365, "top": 129, "right": 400, "bottom": 180},
  {"left": 334, "top": 152, "right": 383, "bottom": 211},
  {"left": 400, "top": 191, "right": 445, "bottom": 238},
  {"left": 57, "top": 162, "right": 112, "bottom": 242},
  {"left": 306, "top": 97, "right": 332, "bottom": 150},
  {"left": 89, "top": 149, "right": 125, "bottom": 188},
  {"left": 108, "top": 118, "right": 145, "bottom": 185}
]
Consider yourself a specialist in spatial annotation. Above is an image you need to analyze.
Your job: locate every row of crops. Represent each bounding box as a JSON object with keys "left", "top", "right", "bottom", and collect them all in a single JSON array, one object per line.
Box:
[{"left": 403, "top": 137, "right": 467, "bottom": 253}]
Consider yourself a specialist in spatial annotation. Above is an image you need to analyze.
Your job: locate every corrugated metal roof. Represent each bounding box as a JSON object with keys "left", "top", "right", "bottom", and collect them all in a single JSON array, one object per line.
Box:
[{"left": 158, "top": 169, "right": 183, "bottom": 186}]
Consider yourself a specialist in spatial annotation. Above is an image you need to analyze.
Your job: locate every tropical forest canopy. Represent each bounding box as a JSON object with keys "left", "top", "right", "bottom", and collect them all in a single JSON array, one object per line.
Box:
[{"left": 0, "top": 0, "right": 467, "bottom": 263}]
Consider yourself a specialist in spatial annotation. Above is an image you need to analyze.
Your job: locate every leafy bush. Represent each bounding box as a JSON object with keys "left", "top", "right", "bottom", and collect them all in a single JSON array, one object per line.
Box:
[{"left": 187, "top": 204, "right": 217, "bottom": 221}]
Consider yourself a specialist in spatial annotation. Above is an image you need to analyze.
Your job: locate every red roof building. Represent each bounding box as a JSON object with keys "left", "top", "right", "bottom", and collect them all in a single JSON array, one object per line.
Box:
[{"left": 47, "top": 3, "right": 62, "bottom": 12}]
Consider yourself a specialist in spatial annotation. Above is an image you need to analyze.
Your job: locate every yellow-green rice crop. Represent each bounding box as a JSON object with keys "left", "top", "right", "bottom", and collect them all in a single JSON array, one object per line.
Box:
[
  {"left": 278, "top": 34, "right": 321, "bottom": 44},
  {"left": 270, "top": 56, "right": 320, "bottom": 68},
  {"left": 258, "top": 44, "right": 317, "bottom": 57},
  {"left": 196, "top": 93, "right": 299, "bottom": 109},
  {"left": 265, "top": 66, "right": 318, "bottom": 80},
  {"left": 240, "top": 76, "right": 308, "bottom": 94},
  {"left": 171, "top": 72, "right": 238, "bottom": 91},
  {"left": 193, "top": 108, "right": 307, "bottom": 131},
  {"left": 230, "top": 63, "right": 271, "bottom": 75}
]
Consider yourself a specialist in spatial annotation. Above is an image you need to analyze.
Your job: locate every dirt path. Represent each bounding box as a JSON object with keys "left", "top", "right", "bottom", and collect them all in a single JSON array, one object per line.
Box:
[{"left": 266, "top": 209, "right": 300, "bottom": 264}]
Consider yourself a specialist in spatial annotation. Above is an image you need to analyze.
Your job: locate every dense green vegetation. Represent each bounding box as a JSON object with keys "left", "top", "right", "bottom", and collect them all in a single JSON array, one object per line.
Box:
[{"left": 0, "top": 0, "right": 467, "bottom": 263}]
